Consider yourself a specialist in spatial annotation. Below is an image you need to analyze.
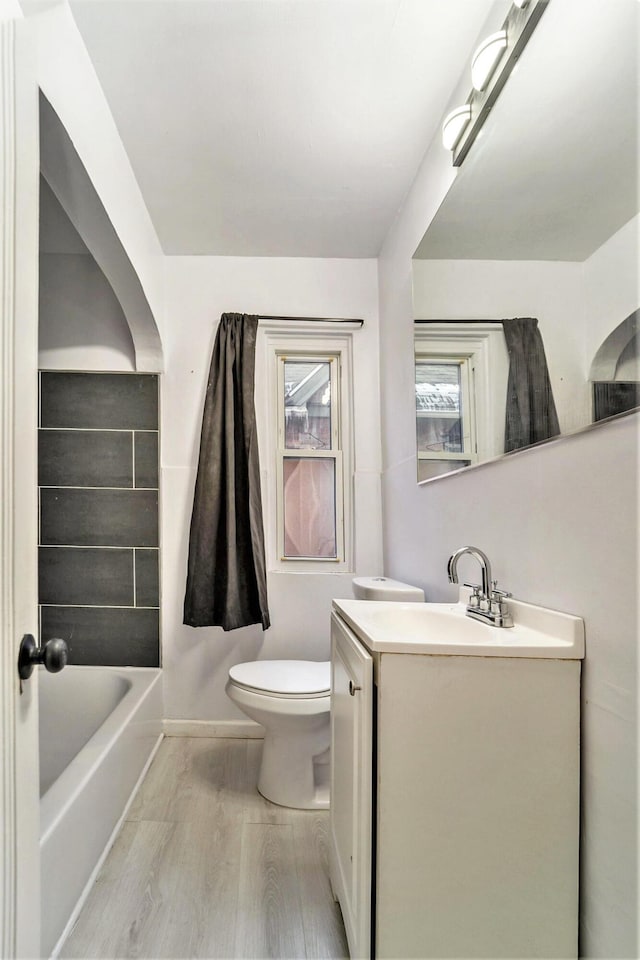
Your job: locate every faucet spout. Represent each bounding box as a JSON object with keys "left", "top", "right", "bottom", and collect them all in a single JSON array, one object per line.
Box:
[
  {"left": 447, "top": 546, "right": 492, "bottom": 597},
  {"left": 447, "top": 546, "right": 512, "bottom": 627}
]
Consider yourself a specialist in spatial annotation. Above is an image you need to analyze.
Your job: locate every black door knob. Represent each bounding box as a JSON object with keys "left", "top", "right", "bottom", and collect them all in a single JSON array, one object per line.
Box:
[
  {"left": 41, "top": 638, "right": 68, "bottom": 673},
  {"left": 18, "top": 634, "right": 68, "bottom": 681}
]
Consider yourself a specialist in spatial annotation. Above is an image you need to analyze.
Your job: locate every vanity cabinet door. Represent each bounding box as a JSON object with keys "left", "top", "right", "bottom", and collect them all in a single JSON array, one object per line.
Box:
[{"left": 329, "top": 612, "right": 373, "bottom": 960}]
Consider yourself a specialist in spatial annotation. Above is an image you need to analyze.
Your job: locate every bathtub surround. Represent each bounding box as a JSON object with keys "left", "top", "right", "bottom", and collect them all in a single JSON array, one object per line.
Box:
[
  {"left": 38, "top": 371, "right": 160, "bottom": 667},
  {"left": 184, "top": 313, "right": 270, "bottom": 632}
]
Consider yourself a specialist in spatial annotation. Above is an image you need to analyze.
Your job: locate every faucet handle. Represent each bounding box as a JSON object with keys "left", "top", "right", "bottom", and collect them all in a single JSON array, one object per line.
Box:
[
  {"left": 463, "top": 583, "right": 482, "bottom": 608},
  {"left": 490, "top": 580, "right": 511, "bottom": 600},
  {"left": 490, "top": 583, "right": 512, "bottom": 619}
]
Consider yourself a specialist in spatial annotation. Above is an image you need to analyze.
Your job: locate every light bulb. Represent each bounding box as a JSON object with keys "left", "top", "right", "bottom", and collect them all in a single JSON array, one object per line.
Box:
[
  {"left": 442, "top": 105, "right": 472, "bottom": 151},
  {"left": 471, "top": 30, "right": 508, "bottom": 92}
]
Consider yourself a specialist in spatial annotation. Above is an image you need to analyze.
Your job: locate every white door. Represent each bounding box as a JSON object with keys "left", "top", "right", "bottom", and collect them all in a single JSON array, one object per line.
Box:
[{"left": 1, "top": 10, "right": 42, "bottom": 959}]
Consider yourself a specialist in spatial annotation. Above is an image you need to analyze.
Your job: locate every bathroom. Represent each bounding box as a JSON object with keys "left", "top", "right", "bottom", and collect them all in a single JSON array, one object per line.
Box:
[{"left": 1, "top": 0, "right": 637, "bottom": 958}]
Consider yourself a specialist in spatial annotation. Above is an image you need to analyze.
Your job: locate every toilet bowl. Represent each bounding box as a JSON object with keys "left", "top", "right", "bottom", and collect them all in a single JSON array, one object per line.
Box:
[
  {"left": 225, "top": 577, "right": 423, "bottom": 810},
  {"left": 225, "top": 659, "right": 331, "bottom": 810}
]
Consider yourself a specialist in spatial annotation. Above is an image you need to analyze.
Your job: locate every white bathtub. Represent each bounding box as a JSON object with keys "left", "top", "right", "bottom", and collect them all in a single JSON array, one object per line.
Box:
[{"left": 39, "top": 666, "right": 162, "bottom": 958}]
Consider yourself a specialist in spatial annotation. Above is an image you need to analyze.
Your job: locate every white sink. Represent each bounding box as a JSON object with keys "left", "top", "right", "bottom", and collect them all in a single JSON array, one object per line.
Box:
[{"left": 332, "top": 594, "right": 584, "bottom": 658}]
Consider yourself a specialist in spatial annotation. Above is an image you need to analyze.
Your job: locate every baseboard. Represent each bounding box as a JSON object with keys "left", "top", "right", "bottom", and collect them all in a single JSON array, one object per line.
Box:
[{"left": 162, "top": 719, "right": 265, "bottom": 739}]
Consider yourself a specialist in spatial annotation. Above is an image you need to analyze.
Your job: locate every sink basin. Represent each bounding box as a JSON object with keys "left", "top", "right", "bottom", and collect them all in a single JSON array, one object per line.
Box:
[{"left": 332, "top": 596, "right": 584, "bottom": 658}]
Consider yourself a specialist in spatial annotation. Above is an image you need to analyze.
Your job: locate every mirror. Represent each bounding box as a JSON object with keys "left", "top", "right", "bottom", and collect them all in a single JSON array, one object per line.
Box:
[{"left": 412, "top": 0, "right": 639, "bottom": 483}]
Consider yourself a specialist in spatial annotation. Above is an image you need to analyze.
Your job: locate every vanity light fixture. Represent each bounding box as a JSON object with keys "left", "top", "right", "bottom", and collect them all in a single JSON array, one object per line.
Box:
[
  {"left": 441, "top": 0, "right": 549, "bottom": 166},
  {"left": 442, "top": 105, "right": 472, "bottom": 151},
  {"left": 471, "top": 30, "right": 508, "bottom": 91}
]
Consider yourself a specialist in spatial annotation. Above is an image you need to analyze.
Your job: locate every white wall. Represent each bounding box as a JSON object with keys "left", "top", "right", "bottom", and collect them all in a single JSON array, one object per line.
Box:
[
  {"left": 39, "top": 253, "right": 135, "bottom": 370},
  {"left": 378, "top": 133, "right": 638, "bottom": 959},
  {"left": 38, "top": 177, "right": 136, "bottom": 369},
  {"left": 161, "top": 256, "right": 382, "bottom": 722},
  {"left": 584, "top": 213, "right": 640, "bottom": 366}
]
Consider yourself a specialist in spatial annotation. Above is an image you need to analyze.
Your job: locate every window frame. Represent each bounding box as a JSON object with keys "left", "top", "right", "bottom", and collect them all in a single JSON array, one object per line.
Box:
[
  {"left": 259, "top": 327, "right": 354, "bottom": 573},
  {"left": 414, "top": 323, "right": 508, "bottom": 483},
  {"left": 415, "top": 354, "right": 477, "bottom": 466}
]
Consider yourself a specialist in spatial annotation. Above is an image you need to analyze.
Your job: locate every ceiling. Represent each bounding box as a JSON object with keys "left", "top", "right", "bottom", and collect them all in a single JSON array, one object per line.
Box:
[
  {"left": 67, "top": 0, "right": 496, "bottom": 258},
  {"left": 414, "top": 0, "right": 640, "bottom": 262}
]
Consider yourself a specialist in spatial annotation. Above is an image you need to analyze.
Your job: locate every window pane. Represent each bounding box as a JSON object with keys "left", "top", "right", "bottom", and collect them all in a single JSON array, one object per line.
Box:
[
  {"left": 415, "top": 362, "right": 464, "bottom": 454},
  {"left": 283, "top": 457, "right": 336, "bottom": 558},
  {"left": 283, "top": 361, "right": 332, "bottom": 449}
]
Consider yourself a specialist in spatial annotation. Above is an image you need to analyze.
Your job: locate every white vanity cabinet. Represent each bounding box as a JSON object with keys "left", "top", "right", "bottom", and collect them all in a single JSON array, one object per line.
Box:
[
  {"left": 329, "top": 611, "right": 374, "bottom": 958},
  {"left": 329, "top": 599, "right": 582, "bottom": 960}
]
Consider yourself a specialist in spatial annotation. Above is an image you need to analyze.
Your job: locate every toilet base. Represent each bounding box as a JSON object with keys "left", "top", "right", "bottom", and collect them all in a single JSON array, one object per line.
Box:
[
  {"left": 258, "top": 730, "right": 330, "bottom": 810},
  {"left": 225, "top": 674, "right": 331, "bottom": 810}
]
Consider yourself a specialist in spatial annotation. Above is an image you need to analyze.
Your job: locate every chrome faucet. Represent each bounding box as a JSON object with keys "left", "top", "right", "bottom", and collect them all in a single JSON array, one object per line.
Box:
[{"left": 447, "top": 546, "right": 513, "bottom": 628}]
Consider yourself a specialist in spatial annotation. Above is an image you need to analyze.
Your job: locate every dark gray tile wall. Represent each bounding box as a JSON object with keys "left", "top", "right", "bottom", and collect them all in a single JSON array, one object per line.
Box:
[
  {"left": 38, "top": 372, "right": 160, "bottom": 667},
  {"left": 40, "top": 607, "right": 160, "bottom": 667},
  {"left": 40, "top": 488, "right": 159, "bottom": 546},
  {"left": 39, "top": 430, "right": 134, "bottom": 487},
  {"left": 40, "top": 372, "right": 158, "bottom": 430}
]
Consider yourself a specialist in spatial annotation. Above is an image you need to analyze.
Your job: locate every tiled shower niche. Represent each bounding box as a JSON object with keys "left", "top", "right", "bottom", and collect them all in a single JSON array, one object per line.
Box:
[{"left": 39, "top": 372, "right": 160, "bottom": 666}]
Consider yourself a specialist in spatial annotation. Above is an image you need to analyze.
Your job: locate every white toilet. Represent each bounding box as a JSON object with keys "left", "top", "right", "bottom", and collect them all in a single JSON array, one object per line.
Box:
[
  {"left": 225, "top": 576, "right": 424, "bottom": 810},
  {"left": 226, "top": 659, "right": 331, "bottom": 809}
]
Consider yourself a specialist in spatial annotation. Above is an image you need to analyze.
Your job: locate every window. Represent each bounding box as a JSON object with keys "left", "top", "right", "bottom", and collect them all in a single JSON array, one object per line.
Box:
[
  {"left": 415, "top": 355, "right": 477, "bottom": 481},
  {"left": 277, "top": 353, "right": 343, "bottom": 561},
  {"left": 414, "top": 323, "right": 509, "bottom": 483},
  {"left": 258, "top": 327, "right": 353, "bottom": 572}
]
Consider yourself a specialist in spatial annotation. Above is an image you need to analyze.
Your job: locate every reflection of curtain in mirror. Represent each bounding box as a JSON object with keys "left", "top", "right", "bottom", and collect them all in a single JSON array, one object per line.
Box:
[
  {"left": 502, "top": 317, "right": 560, "bottom": 452},
  {"left": 284, "top": 458, "right": 336, "bottom": 558}
]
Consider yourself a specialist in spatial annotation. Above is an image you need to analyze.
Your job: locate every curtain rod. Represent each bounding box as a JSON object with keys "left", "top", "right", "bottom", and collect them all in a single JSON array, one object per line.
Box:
[
  {"left": 259, "top": 315, "right": 364, "bottom": 327},
  {"left": 414, "top": 319, "right": 502, "bottom": 324}
]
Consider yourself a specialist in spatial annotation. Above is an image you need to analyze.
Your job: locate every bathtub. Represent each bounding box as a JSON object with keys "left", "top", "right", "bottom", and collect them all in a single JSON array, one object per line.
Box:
[{"left": 39, "top": 666, "right": 162, "bottom": 958}]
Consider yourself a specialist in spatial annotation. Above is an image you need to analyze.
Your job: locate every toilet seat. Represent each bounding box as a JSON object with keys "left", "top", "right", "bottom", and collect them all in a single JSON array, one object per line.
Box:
[{"left": 228, "top": 660, "right": 330, "bottom": 699}]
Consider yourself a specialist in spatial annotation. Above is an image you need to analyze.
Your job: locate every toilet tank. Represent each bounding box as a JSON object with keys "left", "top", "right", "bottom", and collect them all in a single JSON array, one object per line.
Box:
[{"left": 352, "top": 577, "right": 424, "bottom": 602}]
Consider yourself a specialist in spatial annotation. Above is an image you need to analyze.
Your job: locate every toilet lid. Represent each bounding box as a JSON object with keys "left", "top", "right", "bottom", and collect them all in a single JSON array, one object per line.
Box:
[{"left": 229, "top": 660, "right": 330, "bottom": 697}]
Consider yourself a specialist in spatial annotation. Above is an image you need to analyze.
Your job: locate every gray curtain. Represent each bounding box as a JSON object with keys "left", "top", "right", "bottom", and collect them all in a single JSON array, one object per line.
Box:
[
  {"left": 502, "top": 317, "right": 560, "bottom": 453},
  {"left": 184, "top": 313, "right": 270, "bottom": 631}
]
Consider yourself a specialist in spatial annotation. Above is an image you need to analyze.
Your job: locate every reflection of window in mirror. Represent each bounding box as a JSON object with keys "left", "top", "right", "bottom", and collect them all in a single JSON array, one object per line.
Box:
[
  {"left": 415, "top": 357, "right": 475, "bottom": 482},
  {"left": 414, "top": 323, "right": 509, "bottom": 483}
]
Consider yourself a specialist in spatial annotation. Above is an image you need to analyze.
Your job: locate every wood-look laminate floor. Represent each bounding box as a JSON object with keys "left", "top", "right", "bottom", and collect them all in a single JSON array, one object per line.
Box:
[{"left": 60, "top": 737, "right": 349, "bottom": 960}]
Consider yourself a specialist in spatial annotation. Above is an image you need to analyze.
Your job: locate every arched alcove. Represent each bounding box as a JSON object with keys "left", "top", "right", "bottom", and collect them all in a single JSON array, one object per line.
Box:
[
  {"left": 589, "top": 309, "right": 639, "bottom": 381},
  {"left": 589, "top": 310, "right": 640, "bottom": 421},
  {"left": 39, "top": 93, "right": 163, "bottom": 372},
  {"left": 39, "top": 176, "right": 138, "bottom": 369}
]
